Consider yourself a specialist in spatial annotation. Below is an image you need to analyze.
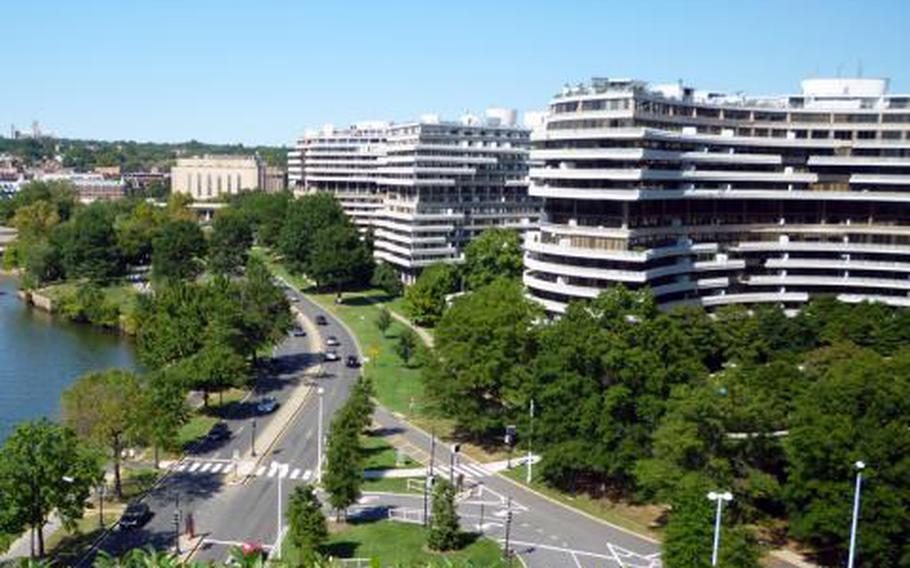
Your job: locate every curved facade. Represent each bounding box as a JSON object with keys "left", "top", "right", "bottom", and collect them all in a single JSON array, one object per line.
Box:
[{"left": 526, "top": 77, "right": 910, "bottom": 313}]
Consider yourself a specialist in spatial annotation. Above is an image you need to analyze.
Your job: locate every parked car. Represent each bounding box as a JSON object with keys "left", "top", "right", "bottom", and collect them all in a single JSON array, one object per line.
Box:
[
  {"left": 207, "top": 421, "right": 231, "bottom": 442},
  {"left": 256, "top": 396, "right": 279, "bottom": 414},
  {"left": 325, "top": 335, "right": 340, "bottom": 347},
  {"left": 324, "top": 350, "right": 340, "bottom": 362},
  {"left": 292, "top": 327, "right": 306, "bottom": 337},
  {"left": 315, "top": 315, "right": 328, "bottom": 325},
  {"left": 119, "top": 501, "right": 152, "bottom": 530},
  {"left": 346, "top": 355, "right": 360, "bottom": 368}
]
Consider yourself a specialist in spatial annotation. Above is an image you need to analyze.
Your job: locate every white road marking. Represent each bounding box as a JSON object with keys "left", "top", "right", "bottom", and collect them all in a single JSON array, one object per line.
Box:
[
  {"left": 255, "top": 465, "right": 266, "bottom": 476},
  {"left": 199, "top": 463, "right": 212, "bottom": 473},
  {"left": 188, "top": 463, "right": 201, "bottom": 472},
  {"left": 174, "top": 463, "right": 187, "bottom": 472},
  {"left": 210, "top": 463, "right": 223, "bottom": 473},
  {"left": 571, "top": 551, "right": 583, "bottom": 568},
  {"left": 290, "top": 468, "right": 301, "bottom": 479},
  {"left": 303, "top": 469, "right": 313, "bottom": 481}
]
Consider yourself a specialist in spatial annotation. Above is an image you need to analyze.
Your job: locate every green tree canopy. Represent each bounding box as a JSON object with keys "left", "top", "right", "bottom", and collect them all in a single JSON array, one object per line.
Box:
[
  {"left": 403, "top": 263, "right": 458, "bottom": 327},
  {"left": 60, "top": 369, "right": 143, "bottom": 499},
  {"left": 423, "top": 278, "right": 541, "bottom": 437},
  {"left": 427, "top": 478, "right": 461, "bottom": 552},
  {"left": 462, "top": 228, "right": 523, "bottom": 290},
  {"left": 151, "top": 219, "right": 206, "bottom": 282},
  {"left": 371, "top": 262, "right": 403, "bottom": 297},
  {"left": 307, "top": 222, "right": 372, "bottom": 290},
  {"left": 0, "top": 419, "right": 102, "bottom": 558},
  {"left": 62, "top": 204, "right": 124, "bottom": 281},
  {"left": 278, "top": 193, "right": 346, "bottom": 274},
  {"left": 208, "top": 209, "right": 253, "bottom": 276},
  {"left": 287, "top": 484, "right": 328, "bottom": 563}
]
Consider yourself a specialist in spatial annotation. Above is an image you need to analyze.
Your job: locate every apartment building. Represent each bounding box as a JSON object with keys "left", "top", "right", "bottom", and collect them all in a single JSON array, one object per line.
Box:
[
  {"left": 171, "top": 155, "right": 284, "bottom": 199},
  {"left": 292, "top": 122, "right": 389, "bottom": 230},
  {"left": 372, "top": 110, "right": 538, "bottom": 281},
  {"left": 39, "top": 172, "right": 128, "bottom": 203},
  {"left": 525, "top": 77, "right": 910, "bottom": 313}
]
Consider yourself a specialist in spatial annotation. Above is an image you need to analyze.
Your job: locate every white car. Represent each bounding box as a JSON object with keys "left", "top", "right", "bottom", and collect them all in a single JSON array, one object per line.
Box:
[
  {"left": 324, "top": 350, "right": 340, "bottom": 362},
  {"left": 325, "top": 336, "right": 340, "bottom": 347}
]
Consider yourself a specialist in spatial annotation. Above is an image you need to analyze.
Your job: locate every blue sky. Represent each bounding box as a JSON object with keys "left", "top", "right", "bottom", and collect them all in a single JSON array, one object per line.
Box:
[{"left": 2, "top": 0, "right": 908, "bottom": 146}]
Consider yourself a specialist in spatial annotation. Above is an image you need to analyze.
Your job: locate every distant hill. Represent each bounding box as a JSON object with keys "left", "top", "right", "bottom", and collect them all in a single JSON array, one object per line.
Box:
[{"left": 0, "top": 136, "right": 288, "bottom": 172}]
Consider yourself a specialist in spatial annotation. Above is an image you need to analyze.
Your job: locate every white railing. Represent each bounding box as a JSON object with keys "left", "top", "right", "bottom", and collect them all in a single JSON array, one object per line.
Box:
[{"left": 388, "top": 507, "right": 425, "bottom": 525}]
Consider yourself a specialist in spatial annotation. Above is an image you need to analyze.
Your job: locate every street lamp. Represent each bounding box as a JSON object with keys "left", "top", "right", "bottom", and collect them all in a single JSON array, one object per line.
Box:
[
  {"left": 316, "top": 387, "right": 325, "bottom": 484},
  {"left": 707, "top": 491, "right": 733, "bottom": 566},
  {"left": 526, "top": 399, "right": 535, "bottom": 484},
  {"left": 847, "top": 461, "right": 866, "bottom": 568}
]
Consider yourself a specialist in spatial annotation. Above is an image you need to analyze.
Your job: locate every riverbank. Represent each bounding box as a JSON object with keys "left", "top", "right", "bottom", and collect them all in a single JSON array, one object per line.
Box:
[{"left": 15, "top": 280, "right": 140, "bottom": 335}]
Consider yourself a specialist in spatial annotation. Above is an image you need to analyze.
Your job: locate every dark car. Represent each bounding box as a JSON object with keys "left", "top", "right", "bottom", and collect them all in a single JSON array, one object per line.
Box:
[
  {"left": 207, "top": 421, "right": 231, "bottom": 442},
  {"left": 346, "top": 355, "right": 360, "bottom": 368},
  {"left": 315, "top": 315, "right": 328, "bottom": 326},
  {"left": 256, "top": 396, "right": 279, "bottom": 414},
  {"left": 324, "top": 350, "right": 340, "bottom": 362},
  {"left": 119, "top": 501, "right": 152, "bottom": 530},
  {"left": 292, "top": 327, "right": 306, "bottom": 337}
]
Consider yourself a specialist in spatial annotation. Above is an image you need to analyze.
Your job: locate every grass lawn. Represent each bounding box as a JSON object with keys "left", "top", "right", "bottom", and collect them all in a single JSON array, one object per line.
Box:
[
  {"left": 362, "top": 431, "right": 417, "bottom": 471},
  {"left": 176, "top": 387, "right": 250, "bottom": 450},
  {"left": 38, "top": 281, "right": 141, "bottom": 332},
  {"left": 501, "top": 467, "right": 663, "bottom": 539},
  {"left": 362, "top": 476, "right": 423, "bottom": 494},
  {"left": 309, "top": 288, "right": 426, "bottom": 416},
  {"left": 285, "top": 520, "right": 508, "bottom": 567}
]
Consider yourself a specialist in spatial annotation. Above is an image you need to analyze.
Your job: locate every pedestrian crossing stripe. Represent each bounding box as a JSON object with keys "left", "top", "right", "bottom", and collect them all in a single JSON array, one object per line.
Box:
[
  {"left": 303, "top": 469, "right": 313, "bottom": 481},
  {"left": 188, "top": 463, "right": 201, "bottom": 472},
  {"left": 210, "top": 463, "right": 223, "bottom": 473},
  {"left": 255, "top": 465, "right": 266, "bottom": 476},
  {"left": 199, "top": 463, "right": 212, "bottom": 473},
  {"left": 290, "top": 468, "right": 301, "bottom": 479},
  {"left": 172, "top": 462, "right": 316, "bottom": 482}
]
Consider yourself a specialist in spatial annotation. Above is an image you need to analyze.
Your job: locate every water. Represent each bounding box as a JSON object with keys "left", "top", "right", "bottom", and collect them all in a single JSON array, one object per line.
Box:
[{"left": 0, "top": 275, "right": 138, "bottom": 442}]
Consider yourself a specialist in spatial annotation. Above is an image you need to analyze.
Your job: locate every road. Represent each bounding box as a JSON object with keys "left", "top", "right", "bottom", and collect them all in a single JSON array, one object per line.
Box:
[{"left": 82, "top": 288, "right": 361, "bottom": 565}]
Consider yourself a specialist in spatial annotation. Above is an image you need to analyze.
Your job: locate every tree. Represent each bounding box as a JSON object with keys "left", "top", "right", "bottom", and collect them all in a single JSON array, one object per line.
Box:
[
  {"left": 395, "top": 328, "right": 418, "bottom": 366},
  {"left": 278, "top": 193, "right": 346, "bottom": 274},
  {"left": 462, "top": 228, "right": 523, "bottom": 290},
  {"left": 375, "top": 307, "right": 392, "bottom": 337},
  {"left": 61, "top": 369, "right": 143, "bottom": 499},
  {"left": 151, "top": 219, "right": 206, "bottom": 282},
  {"left": 231, "top": 190, "right": 292, "bottom": 247},
  {"left": 179, "top": 338, "right": 250, "bottom": 407},
  {"left": 208, "top": 210, "right": 253, "bottom": 276},
  {"left": 136, "top": 282, "right": 210, "bottom": 369},
  {"left": 423, "top": 278, "right": 541, "bottom": 437},
  {"left": 236, "top": 256, "right": 293, "bottom": 357},
  {"left": 371, "top": 262, "right": 403, "bottom": 297},
  {"left": 137, "top": 371, "right": 190, "bottom": 468},
  {"left": 0, "top": 419, "right": 102, "bottom": 558},
  {"left": 62, "top": 204, "right": 124, "bottom": 281},
  {"left": 427, "top": 478, "right": 461, "bottom": 551},
  {"left": 662, "top": 477, "right": 761, "bottom": 568},
  {"left": 323, "top": 415, "right": 363, "bottom": 520},
  {"left": 115, "top": 200, "right": 164, "bottom": 266},
  {"left": 287, "top": 484, "right": 328, "bottom": 563},
  {"left": 307, "top": 223, "right": 373, "bottom": 291},
  {"left": 11, "top": 200, "right": 60, "bottom": 241},
  {"left": 404, "top": 263, "right": 458, "bottom": 327},
  {"left": 783, "top": 346, "right": 910, "bottom": 567}
]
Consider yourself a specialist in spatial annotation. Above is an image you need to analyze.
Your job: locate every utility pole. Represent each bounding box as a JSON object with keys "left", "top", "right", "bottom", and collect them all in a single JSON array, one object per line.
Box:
[
  {"left": 274, "top": 462, "right": 289, "bottom": 560},
  {"left": 251, "top": 419, "right": 257, "bottom": 457},
  {"left": 423, "top": 474, "right": 433, "bottom": 527},
  {"left": 847, "top": 461, "right": 866, "bottom": 568},
  {"left": 429, "top": 430, "right": 436, "bottom": 477}
]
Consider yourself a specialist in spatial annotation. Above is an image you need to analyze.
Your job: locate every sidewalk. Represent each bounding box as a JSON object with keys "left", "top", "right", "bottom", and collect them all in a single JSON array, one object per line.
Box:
[{"left": 0, "top": 515, "right": 61, "bottom": 562}]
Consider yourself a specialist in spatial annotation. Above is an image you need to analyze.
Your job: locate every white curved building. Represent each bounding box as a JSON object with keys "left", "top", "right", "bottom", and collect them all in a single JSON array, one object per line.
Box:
[{"left": 525, "top": 77, "right": 910, "bottom": 313}]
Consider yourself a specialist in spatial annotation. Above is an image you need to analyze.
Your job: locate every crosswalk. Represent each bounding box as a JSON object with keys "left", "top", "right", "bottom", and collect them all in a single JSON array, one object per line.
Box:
[
  {"left": 440, "top": 461, "right": 491, "bottom": 481},
  {"left": 172, "top": 460, "right": 315, "bottom": 482}
]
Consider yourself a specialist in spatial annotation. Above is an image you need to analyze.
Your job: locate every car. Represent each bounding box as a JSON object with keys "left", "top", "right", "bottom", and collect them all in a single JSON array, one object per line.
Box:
[
  {"left": 289, "top": 297, "right": 299, "bottom": 303},
  {"left": 256, "top": 396, "right": 279, "bottom": 414},
  {"left": 346, "top": 355, "right": 360, "bottom": 368},
  {"left": 325, "top": 335, "right": 340, "bottom": 347},
  {"left": 207, "top": 421, "right": 231, "bottom": 442},
  {"left": 315, "top": 315, "right": 328, "bottom": 325},
  {"left": 119, "top": 501, "right": 152, "bottom": 530},
  {"left": 324, "top": 350, "right": 339, "bottom": 362},
  {"left": 292, "top": 327, "right": 306, "bottom": 337}
]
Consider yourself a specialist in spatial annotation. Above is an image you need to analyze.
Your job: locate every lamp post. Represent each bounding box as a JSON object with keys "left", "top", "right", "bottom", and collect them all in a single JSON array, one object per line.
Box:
[
  {"left": 316, "top": 387, "right": 325, "bottom": 483},
  {"left": 449, "top": 444, "right": 460, "bottom": 485},
  {"left": 526, "top": 399, "right": 535, "bottom": 483},
  {"left": 847, "top": 461, "right": 866, "bottom": 568},
  {"left": 707, "top": 491, "right": 733, "bottom": 566}
]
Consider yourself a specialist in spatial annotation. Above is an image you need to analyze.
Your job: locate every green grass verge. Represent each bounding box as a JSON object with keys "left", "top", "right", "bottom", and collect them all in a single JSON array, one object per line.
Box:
[
  {"left": 176, "top": 414, "right": 217, "bottom": 450},
  {"left": 362, "top": 476, "right": 423, "bottom": 494},
  {"left": 362, "top": 432, "right": 417, "bottom": 471},
  {"left": 285, "top": 520, "right": 507, "bottom": 567},
  {"left": 500, "top": 466, "right": 662, "bottom": 539},
  {"left": 308, "top": 289, "right": 425, "bottom": 416}
]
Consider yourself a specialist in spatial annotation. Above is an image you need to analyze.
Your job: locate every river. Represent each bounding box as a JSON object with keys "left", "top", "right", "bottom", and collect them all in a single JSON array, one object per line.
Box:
[{"left": 0, "top": 275, "right": 138, "bottom": 442}]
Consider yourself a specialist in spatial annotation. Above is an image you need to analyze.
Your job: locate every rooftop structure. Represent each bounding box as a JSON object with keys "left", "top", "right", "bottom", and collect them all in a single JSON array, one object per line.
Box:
[{"left": 525, "top": 77, "right": 910, "bottom": 313}]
